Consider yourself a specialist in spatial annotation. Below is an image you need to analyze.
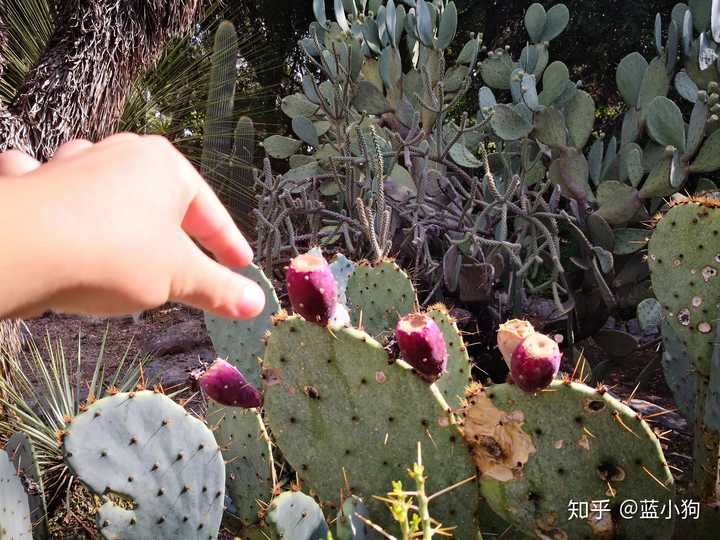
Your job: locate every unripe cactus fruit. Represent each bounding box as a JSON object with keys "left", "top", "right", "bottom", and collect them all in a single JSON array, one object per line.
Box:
[
  {"left": 396, "top": 313, "right": 448, "bottom": 378},
  {"left": 199, "top": 358, "right": 263, "bottom": 408},
  {"left": 286, "top": 252, "right": 338, "bottom": 325},
  {"left": 497, "top": 319, "right": 535, "bottom": 367},
  {"left": 510, "top": 332, "right": 561, "bottom": 392}
]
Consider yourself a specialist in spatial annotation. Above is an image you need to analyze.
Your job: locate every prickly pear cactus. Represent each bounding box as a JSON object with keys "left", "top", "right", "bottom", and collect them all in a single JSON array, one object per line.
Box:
[
  {"left": 207, "top": 403, "right": 274, "bottom": 526},
  {"left": 5, "top": 432, "right": 47, "bottom": 539},
  {"left": 266, "top": 491, "right": 329, "bottom": 540},
  {"left": 345, "top": 259, "right": 417, "bottom": 337},
  {"left": 648, "top": 200, "right": 720, "bottom": 374},
  {"left": 661, "top": 320, "right": 696, "bottom": 423},
  {"left": 261, "top": 316, "right": 478, "bottom": 537},
  {"left": 205, "top": 263, "right": 280, "bottom": 388},
  {"left": 63, "top": 391, "right": 225, "bottom": 540},
  {"left": 462, "top": 381, "right": 675, "bottom": 539},
  {"left": 0, "top": 448, "right": 32, "bottom": 540},
  {"left": 335, "top": 496, "right": 369, "bottom": 540},
  {"left": 427, "top": 305, "right": 473, "bottom": 408}
]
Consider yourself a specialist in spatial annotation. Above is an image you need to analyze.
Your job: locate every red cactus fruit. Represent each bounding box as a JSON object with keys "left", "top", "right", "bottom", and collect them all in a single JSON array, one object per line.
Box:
[
  {"left": 510, "top": 333, "right": 562, "bottom": 393},
  {"left": 286, "top": 253, "right": 338, "bottom": 326},
  {"left": 396, "top": 313, "right": 448, "bottom": 378},
  {"left": 199, "top": 358, "right": 263, "bottom": 408},
  {"left": 497, "top": 319, "right": 535, "bottom": 368}
]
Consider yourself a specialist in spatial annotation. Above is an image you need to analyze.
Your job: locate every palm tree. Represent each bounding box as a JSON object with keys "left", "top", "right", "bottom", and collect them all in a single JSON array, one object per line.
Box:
[{"left": 0, "top": 0, "right": 211, "bottom": 159}]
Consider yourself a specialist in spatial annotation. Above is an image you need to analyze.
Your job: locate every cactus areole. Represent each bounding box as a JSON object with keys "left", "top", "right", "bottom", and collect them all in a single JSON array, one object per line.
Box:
[
  {"left": 396, "top": 313, "right": 449, "bottom": 378},
  {"left": 286, "top": 253, "right": 338, "bottom": 326},
  {"left": 510, "top": 333, "right": 562, "bottom": 393},
  {"left": 199, "top": 358, "right": 263, "bottom": 408}
]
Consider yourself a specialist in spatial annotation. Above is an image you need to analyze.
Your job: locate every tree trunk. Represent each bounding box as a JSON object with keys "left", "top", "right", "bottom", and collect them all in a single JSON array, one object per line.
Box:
[
  {"left": 0, "top": 0, "right": 206, "bottom": 159},
  {"left": 0, "top": 0, "right": 207, "bottom": 353}
]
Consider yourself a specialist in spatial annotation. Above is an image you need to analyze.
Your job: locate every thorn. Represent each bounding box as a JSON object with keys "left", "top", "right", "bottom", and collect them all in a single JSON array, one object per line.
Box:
[
  {"left": 625, "top": 382, "right": 641, "bottom": 404},
  {"left": 612, "top": 412, "right": 640, "bottom": 438},
  {"left": 644, "top": 408, "right": 678, "bottom": 419},
  {"left": 582, "top": 426, "right": 596, "bottom": 439},
  {"left": 642, "top": 465, "right": 671, "bottom": 491}
]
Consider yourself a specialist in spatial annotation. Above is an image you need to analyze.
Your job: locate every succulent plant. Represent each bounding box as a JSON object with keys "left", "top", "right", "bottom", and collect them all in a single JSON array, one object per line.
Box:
[
  {"left": 266, "top": 491, "right": 329, "bottom": 540},
  {"left": 63, "top": 390, "right": 226, "bottom": 539},
  {"left": 462, "top": 380, "right": 675, "bottom": 538},
  {"left": 5, "top": 432, "right": 47, "bottom": 538},
  {"left": 648, "top": 196, "right": 720, "bottom": 502},
  {"left": 0, "top": 447, "right": 32, "bottom": 540}
]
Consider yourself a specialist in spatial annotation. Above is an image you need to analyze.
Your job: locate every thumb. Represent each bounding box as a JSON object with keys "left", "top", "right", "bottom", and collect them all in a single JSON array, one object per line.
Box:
[{"left": 170, "top": 236, "right": 265, "bottom": 319}]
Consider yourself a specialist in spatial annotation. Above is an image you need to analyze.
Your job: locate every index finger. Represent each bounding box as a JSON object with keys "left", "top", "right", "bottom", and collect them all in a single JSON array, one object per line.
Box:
[{"left": 181, "top": 167, "right": 254, "bottom": 268}]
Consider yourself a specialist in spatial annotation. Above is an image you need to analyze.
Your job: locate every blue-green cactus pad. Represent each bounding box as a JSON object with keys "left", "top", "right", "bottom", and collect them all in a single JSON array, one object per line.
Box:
[{"left": 63, "top": 391, "right": 225, "bottom": 540}]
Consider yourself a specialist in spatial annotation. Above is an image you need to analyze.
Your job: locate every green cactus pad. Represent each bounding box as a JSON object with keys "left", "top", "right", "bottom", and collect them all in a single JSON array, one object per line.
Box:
[
  {"left": 345, "top": 259, "right": 417, "bottom": 338},
  {"left": 207, "top": 403, "right": 274, "bottom": 526},
  {"left": 427, "top": 305, "right": 473, "bottom": 409},
  {"left": 266, "top": 491, "right": 329, "bottom": 540},
  {"left": 5, "top": 432, "right": 47, "bottom": 538},
  {"left": 661, "top": 321, "right": 696, "bottom": 423},
  {"left": 648, "top": 200, "right": 720, "bottom": 375},
  {"left": 63, "top": 391, "right": 225, "bottom": 540},
  {"left": 205, "top": 263, "right": 281, "bottom": 388},
  {"left": 702, "top": 306, "right": 720, "bottom": 432},
  {"left": 262, "top": 316, "right": 479, "bottom": 537},
  {"left": 462, "top": 381, "right": 675, "bottom": 539},
  {"left": 0, "top": 448, "right": 32, "bottom": 540},
  {"left": 335, "top": 495, "right": 370, "bottom": 540}
]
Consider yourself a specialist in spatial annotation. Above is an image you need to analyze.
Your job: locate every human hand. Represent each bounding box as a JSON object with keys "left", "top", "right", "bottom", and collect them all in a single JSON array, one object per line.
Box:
[{"left": 0, "top": 134, "right": 265, "bottom": 320}]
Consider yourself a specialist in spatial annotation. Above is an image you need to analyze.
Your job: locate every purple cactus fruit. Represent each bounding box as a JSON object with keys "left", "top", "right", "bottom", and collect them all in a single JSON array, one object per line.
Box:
[
  {"left": 199, "top": 358, "right": 263, "bottom": 408},
  {"left": 510, "top": 333, "right": 562, "bottom": 393},
  {"left": 497, "top": 319, "right": 535, "bottom": 368},
  {"left": 395, "top": 313, "right": 448, "bottom": 378},
  {"left": 286, "top": 252, "right": 338, "bottom": 326}
]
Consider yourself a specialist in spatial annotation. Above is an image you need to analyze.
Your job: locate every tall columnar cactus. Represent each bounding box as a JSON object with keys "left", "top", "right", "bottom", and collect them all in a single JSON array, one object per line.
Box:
[
  {"left": 5, "top": 432, "right": 47, "bottom": 539},
  {"left": 62, "top": 390, "right": 226, "bottom": 539},
  {"left": 647, "top": 197, "right": 720, "bottom": 501},
  {"left": 201, "top": 21, "right": 257, "bottom": 228},
  {"left": 0, "top": 448, "right": 32, "bottom": 539},
  {"left": 462, "top": 381, "right": 675, "bottom": 538},
  {"left": 261, "top": 315, "right": 479, "bottom": 537}
]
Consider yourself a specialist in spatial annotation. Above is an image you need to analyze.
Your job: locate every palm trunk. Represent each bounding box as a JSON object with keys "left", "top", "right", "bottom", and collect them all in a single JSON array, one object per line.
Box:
[
  {"left": 0, "top": 0, "right": 206, "bottom": 159},
  {"left": 0, "top": 0, "right": 207, "bottom": 352}
]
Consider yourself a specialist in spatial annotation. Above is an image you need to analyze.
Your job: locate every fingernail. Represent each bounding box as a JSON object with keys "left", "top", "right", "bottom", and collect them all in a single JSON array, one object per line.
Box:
[{"left": 234, "top": 281, "right": 265, "bottom": 319}]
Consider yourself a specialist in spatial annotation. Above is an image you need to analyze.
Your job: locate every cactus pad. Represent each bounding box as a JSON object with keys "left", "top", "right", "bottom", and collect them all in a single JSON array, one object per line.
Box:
[
  {"left": 0, "top": 448, "right": 32, "bottom": 539},
  {"left": 330, "top": 254, "right": 356, "bottom": 305},
  {"left": 63, "top": 391, "right": 225, "bottom": 540},
  {"left": 427, "top": 305, "right": 472, "bottom": 408},
  {"left": 207, "top": 403, "right": 274, "bottom": 525},
  {"left": 266, "top": 491, "right": 329, "bottom": 540},
  {"left": 336, "top": 495, "right": 369, "bottom": 540},
  {"left": 5, "top": 432, "right": 47, "bottom": 538},
  {"left": 205, "top": 264, "right": 281, "bottom": 388},
  {"left": 648, "top": 200, "right": 720, "bottom": 374},
  {"left": 345, "top": 259, "right": 417, "bottom": 337},
  {"left": 661, "top": 320, "right": 696, "bottom": 423},
  {"left": 262, "top": 316, "right": 478, "bottom": 536},
  {"left": 462, "top": 381, "right": 674, "bottom": 539}
]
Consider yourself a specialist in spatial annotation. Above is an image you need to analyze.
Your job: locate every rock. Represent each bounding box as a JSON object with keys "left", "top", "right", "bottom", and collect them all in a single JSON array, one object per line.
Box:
[
  {"left": 140, "top": 320, "right": 209, "bottom": 357},
  {"left": 629, "top": 399, "right": 689, "bottom": 434}
]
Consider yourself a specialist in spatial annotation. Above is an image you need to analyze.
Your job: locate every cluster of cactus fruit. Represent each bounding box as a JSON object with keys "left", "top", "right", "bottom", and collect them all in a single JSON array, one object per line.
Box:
[{"left": 189, "top": 246, "right": 682, "bottom": 539}]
